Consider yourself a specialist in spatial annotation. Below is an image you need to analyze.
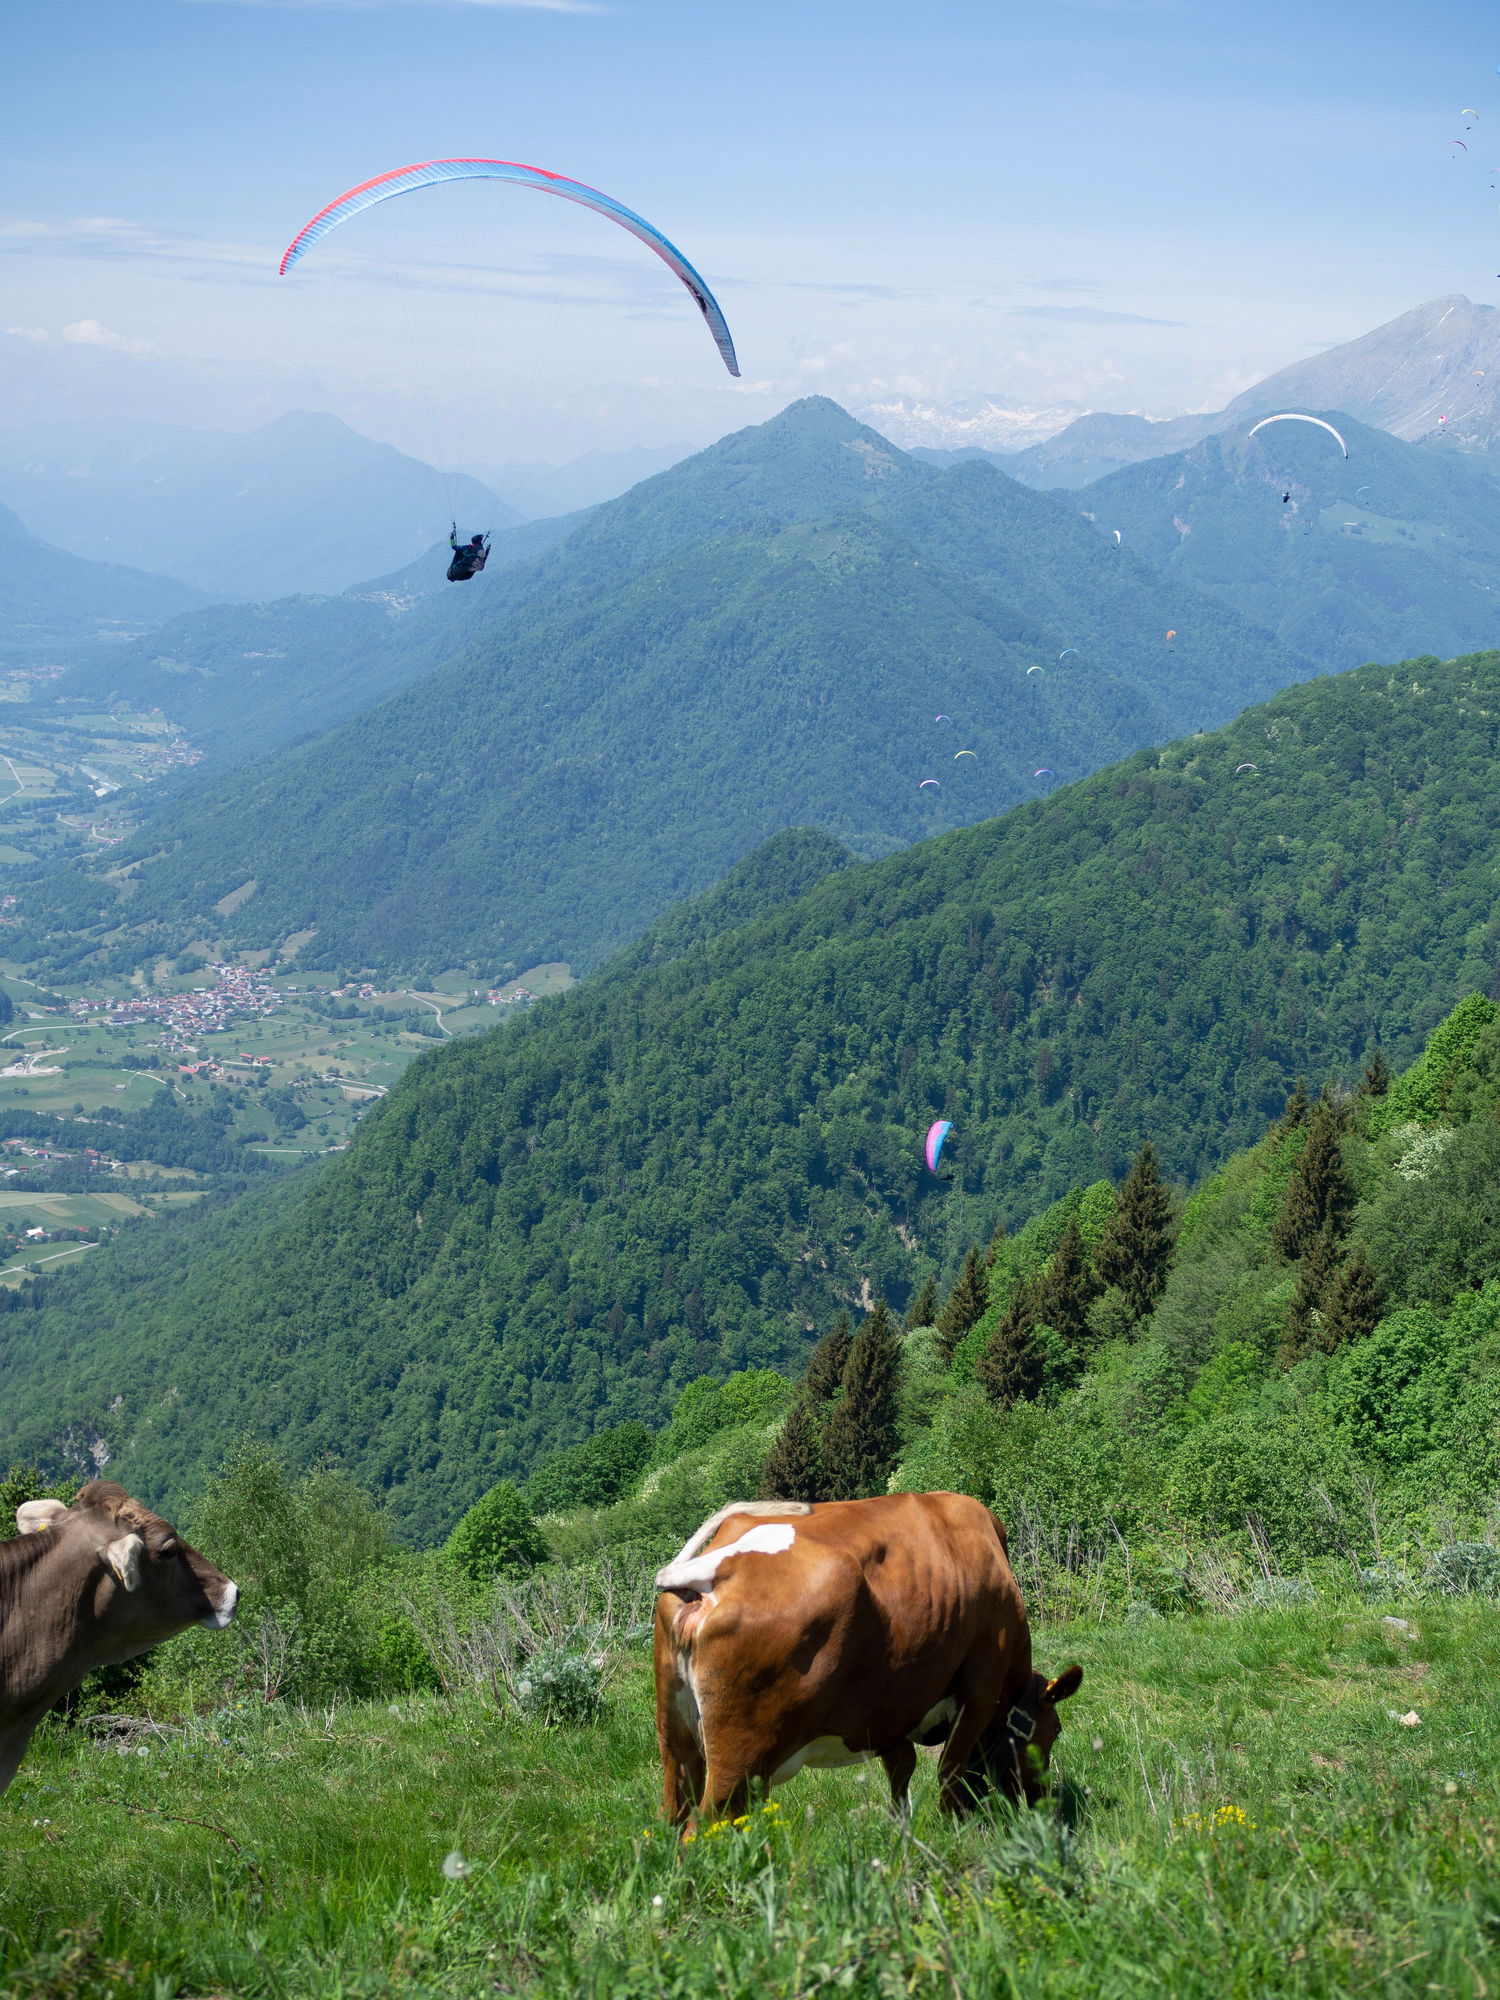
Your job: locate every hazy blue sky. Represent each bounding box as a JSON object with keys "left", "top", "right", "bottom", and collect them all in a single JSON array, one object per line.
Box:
[{"left": 4, "top": 0, "right": 1499, "bottom": 469}]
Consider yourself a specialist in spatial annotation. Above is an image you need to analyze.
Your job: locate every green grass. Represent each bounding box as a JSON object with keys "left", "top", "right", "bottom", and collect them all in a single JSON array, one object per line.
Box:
[{"left": 2, "top": 1599, "right": 1496, "bottom": 1997}]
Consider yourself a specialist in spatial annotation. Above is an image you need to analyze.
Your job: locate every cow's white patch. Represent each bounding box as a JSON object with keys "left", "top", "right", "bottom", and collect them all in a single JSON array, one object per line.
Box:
[
  {"left": 655, "top": 1522, "right": 797, "bottom": 1597},
  {"left": 909, "top": 1696, "right": 957, "bottom": 1742},
  {"left": 674, "top": 1663, "right": 704, "bottom": 1748},
  {"left": 201, "top": 1579, "right": 238, "bottom": 1629},
  {"left": 16, "top": 1498, "right": 69, "bottom": 1535},
  {"left": 771, "top": 1735, "right": 878, "bottom": 1784},
  {"left": 662, "top": 1500, "right": 813, "bottom": 1575}
]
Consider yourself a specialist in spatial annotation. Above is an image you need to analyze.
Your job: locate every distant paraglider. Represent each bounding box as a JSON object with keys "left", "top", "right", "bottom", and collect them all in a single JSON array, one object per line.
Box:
[
  {"left": 280, "top": 156, "right": 740, "bottom": 376},
  {"left": 1248, "top": 414, "right": 1349, "bottom": 457},
  {"left": 924, "top": 1120, "right": 953, "bottom": 1174},
  {"left": 1165, "top": 629, "right": 1177, "bottom": 642},
  {"left": 934, "top": 713, "right": 953, "bottom": 724},
  {"left": 954, "top": 750, "right": 977, "bottom": 761},
  {"left": 1235, "top": 762, "right": 1258, "bottom": 773},
  {"left": 919, "top": 778, "right": 942, "bottom": 791},
  {"left": 1033, "top": 768, "right": 1054, "bottom": 778},
  {"left": 1026, "top": 665, "right": 1045, "bottom": 675},
  {"left": 1058, "top": 648, "right": 1080, "bottom": 661},
  {"left": 1112, "top": 530, "right": 1122, "bottom": 545}
]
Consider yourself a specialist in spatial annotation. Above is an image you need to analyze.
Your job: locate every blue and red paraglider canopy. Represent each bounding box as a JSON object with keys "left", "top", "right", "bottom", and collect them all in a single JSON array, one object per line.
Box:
[{"left": 280, "top": 157, "right": 740, "bottom": 378}]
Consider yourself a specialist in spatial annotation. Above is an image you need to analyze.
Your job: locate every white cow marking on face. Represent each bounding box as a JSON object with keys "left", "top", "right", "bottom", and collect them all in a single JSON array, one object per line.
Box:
[{"left": 655, "top": 1522, "right": 797, "bottom": 1597}]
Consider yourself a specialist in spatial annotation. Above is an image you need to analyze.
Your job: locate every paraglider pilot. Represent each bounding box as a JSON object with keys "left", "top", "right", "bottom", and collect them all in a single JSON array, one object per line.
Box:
[{"left": 447, "top": 525, "right": 490, "bottom": 583}]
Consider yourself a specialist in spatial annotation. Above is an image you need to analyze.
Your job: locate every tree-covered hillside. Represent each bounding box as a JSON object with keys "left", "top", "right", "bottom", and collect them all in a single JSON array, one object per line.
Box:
[
  {"left": 13, "top": 399, "right": 1310, "bottom": 983},
  {"left": 5, "top": 649, "right": 1500, "bottom": 1537},
  {"left": 1081, "top": 413, "right": 1500, "bottom": 672}
]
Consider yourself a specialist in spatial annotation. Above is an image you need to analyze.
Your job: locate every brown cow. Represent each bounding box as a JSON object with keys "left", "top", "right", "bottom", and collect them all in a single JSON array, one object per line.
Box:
[
  {"left": 0, "top": 1480, "right": 238, "bottom": 1792},
  {"left": 653, "top": 1491, "right": 1080, "bottom": 1827}
]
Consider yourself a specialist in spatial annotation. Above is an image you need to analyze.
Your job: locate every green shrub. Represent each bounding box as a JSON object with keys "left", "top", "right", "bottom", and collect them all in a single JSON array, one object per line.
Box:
[
  {"left": 526, "top": 1424, "right": 653, "bottom": 1515},
  {"left": 444, "top": 1481, "right": 547, "bottom": 1583}
]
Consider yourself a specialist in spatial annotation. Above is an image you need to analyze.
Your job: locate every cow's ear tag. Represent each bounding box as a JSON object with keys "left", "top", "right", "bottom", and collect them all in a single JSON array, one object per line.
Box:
[
  {"left": 104, "top": 1533, "right": 145, "bottom": 1591},
  {"left": 16, "top": 1498, "right": 69, "bottom": 1535}
]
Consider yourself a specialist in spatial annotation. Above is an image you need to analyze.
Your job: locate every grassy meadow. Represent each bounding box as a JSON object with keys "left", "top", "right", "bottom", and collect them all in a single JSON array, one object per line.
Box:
[{"left": 2, "top": 1596, "right": 1496, "bottom": 1999}]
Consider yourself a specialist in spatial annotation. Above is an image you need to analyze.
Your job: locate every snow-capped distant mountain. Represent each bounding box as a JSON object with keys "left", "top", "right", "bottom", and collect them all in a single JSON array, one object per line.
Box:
[{"left": 854, "top": 394, "right": 1087, "bottom": 454}]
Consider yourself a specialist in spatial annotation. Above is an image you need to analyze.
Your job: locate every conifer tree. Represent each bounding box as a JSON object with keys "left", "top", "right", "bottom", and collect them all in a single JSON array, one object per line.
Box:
[
  {"left": 976, "top": 1283, "right": 1042, "bottom": 1407},
  {"left": 1094, "top": 1141, "right": 1176, "bottom": 1322},
  {"left": 1278, "top": 1080, "right": 1310, "bottom": 1133},
  {"left": 904, "top": 1274, "right": 939, "bottom": 1332},
  {"left": 1271, "top": 1096, "right": 1354, "bottom": 1262},
  {"left": 1319, "top": 1245, "right": 1386, "bottom": 1350},
  {"left": 759, "top": 1396, "right": 825, "bottom": 1502},
  {"left": 1358, "top": 1046, "right": 1391, "bottom": 1099},
  {"left": 1277, "top": 1221, "right": 1342, "bottom": 1369},
  {"left": 936, "top": 1248, "right": 989, "bottom": 1360},
  {"left": 821, "top": 1301, "right": 903, "bottom": 1499},
  {"left": 985, "top": 1218, "right": 1009, "bottom": 1266},
  {"left": 1033, "top": 1214, "right": 1101, "bottom": 1352},
  {"left": 802, "top": 1313, "right": 852, "bottom": 1407}
]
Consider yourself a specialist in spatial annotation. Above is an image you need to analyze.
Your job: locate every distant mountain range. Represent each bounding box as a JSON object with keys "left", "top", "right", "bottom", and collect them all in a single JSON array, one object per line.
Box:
[
  {"left": 1007, "top": 296, "right": 1500, "bottom": 488},
  {"left": 0, "top": 499, "right": 205, "bottom": 667},
  {"left": 12, "top": 397, "right": 1311, "bottom": 984},
  {"left": 0, "top": 412, "right": 516, "bottom": 601}
]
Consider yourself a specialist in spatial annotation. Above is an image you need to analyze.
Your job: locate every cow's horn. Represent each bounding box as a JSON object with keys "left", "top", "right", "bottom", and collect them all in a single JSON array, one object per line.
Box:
[
  {"left": 16, "top": 1498, "right": 70, "bottom": 1535},
  {"left": 104, "top": 1533, "right": 145, "bottom": 1591}
]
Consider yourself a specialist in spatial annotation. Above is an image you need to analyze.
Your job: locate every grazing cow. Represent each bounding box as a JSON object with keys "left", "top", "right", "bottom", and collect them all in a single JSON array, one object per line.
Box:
[
  {"left": 653, "top": 1491, "right": 1081, "bottom": 1826},
  {"left": 0, "top": 1480, "right": 238, "bottom": 1792}
]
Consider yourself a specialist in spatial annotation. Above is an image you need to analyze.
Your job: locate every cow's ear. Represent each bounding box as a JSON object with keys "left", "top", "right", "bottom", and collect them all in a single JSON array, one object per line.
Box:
[
  {"left": 104, "top": 1533, "right": 145, "bottom": 1591},
  {"left": 16, "top": 1498, "right": 69, "bottom": 1535},
  {"left": 1044, "top": 1664, "right": 1083, "bottom": 1705}
]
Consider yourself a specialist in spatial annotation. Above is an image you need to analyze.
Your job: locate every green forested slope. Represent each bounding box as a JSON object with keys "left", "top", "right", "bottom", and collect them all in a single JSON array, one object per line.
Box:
[
  {"left": 4, "top": 651, "right": 1500, "bottom": 1536},
  {"left": 1081, "top": 413, "right": 1500, "bottom": 672},
  {"left": 13, "top": 399, "right": 1310, "bottom": 983}
]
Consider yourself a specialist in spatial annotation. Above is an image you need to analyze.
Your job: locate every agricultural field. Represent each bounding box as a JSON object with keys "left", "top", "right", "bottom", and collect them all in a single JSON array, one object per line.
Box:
[
  {"left": 0, "top": 691, "right": 195, "bottom": 868},
  {"left": 0, "top": 958, "right": 573, "bottom": 1159},
  {"left": 1, "top": 1598, "right": 1494, "bottom": 1998}
]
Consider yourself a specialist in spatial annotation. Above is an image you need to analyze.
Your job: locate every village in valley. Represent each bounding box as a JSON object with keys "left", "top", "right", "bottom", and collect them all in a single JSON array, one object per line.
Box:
[{"left": 0, "top": 954, "right": 573, "bottom": 1281}]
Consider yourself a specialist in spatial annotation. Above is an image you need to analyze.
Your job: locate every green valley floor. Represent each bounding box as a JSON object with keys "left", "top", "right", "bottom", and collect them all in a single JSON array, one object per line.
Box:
[{"left": 2, "top": 1597, "right": 1496, "bottom": 1998}]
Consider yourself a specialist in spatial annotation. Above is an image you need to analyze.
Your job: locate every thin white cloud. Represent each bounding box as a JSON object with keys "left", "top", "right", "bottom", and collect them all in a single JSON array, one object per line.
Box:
[
  {"left": 1010, "top": 305, "right": 1186, "bottom": 327},
  {"left": 4, "top": 326, "right": 50, "bottom": 343},
  {"left": 61, "top": 320, "right": 156, "bottom": 356}
]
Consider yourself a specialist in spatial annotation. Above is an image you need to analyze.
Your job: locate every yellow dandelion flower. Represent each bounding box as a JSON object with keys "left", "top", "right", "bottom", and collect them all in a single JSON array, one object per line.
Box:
[{"left": 732, "top": 1815, "right": 750, "bottom": 1829}]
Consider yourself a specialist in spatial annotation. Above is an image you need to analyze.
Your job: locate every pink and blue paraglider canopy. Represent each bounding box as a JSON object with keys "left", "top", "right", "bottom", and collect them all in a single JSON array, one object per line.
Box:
[
  {"left": 924, "top": 1120, "right": 953, "bottom": 1174},
  {"left": 281, "top": 158, "right": 740, "bottom": 377}
]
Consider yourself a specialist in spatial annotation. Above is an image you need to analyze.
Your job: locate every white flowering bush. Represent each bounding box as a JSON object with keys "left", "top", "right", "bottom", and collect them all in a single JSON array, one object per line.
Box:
[{"left": 512, "top": 1649, "right": 606, "bottom": 1727}]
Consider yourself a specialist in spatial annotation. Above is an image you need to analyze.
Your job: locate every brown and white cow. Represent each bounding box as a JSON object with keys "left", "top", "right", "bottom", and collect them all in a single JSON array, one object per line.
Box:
[
  {"left": 0, "top": 1480, "right": 238, "bottom": 1792},
  {"left": 653, "top": 1491, "right": 1081, "bottom": 1827}
]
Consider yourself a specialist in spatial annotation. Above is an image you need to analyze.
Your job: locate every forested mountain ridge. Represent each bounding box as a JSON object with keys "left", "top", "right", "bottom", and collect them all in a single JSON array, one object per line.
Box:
[
  {"left": 1079, "top": 412, "right": 1500, "bottom": 673},
  {"left": 5, "top": 649, "right": 1500, "bottom": 1537},
  {"left": 12, "top": 399, "right": 1311, "bottom": 983}
]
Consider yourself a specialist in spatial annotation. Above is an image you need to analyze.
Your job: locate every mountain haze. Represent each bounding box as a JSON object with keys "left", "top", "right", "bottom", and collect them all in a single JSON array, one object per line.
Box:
[
  {"left": 0, "top": 499, "right": 205, "bottom": 665},
  {"left": 7, "top": 649, "right": 1500, "bottom": 1534},
  {"left": 0, "top": 413, "right": 517, "bottom": 601}
]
